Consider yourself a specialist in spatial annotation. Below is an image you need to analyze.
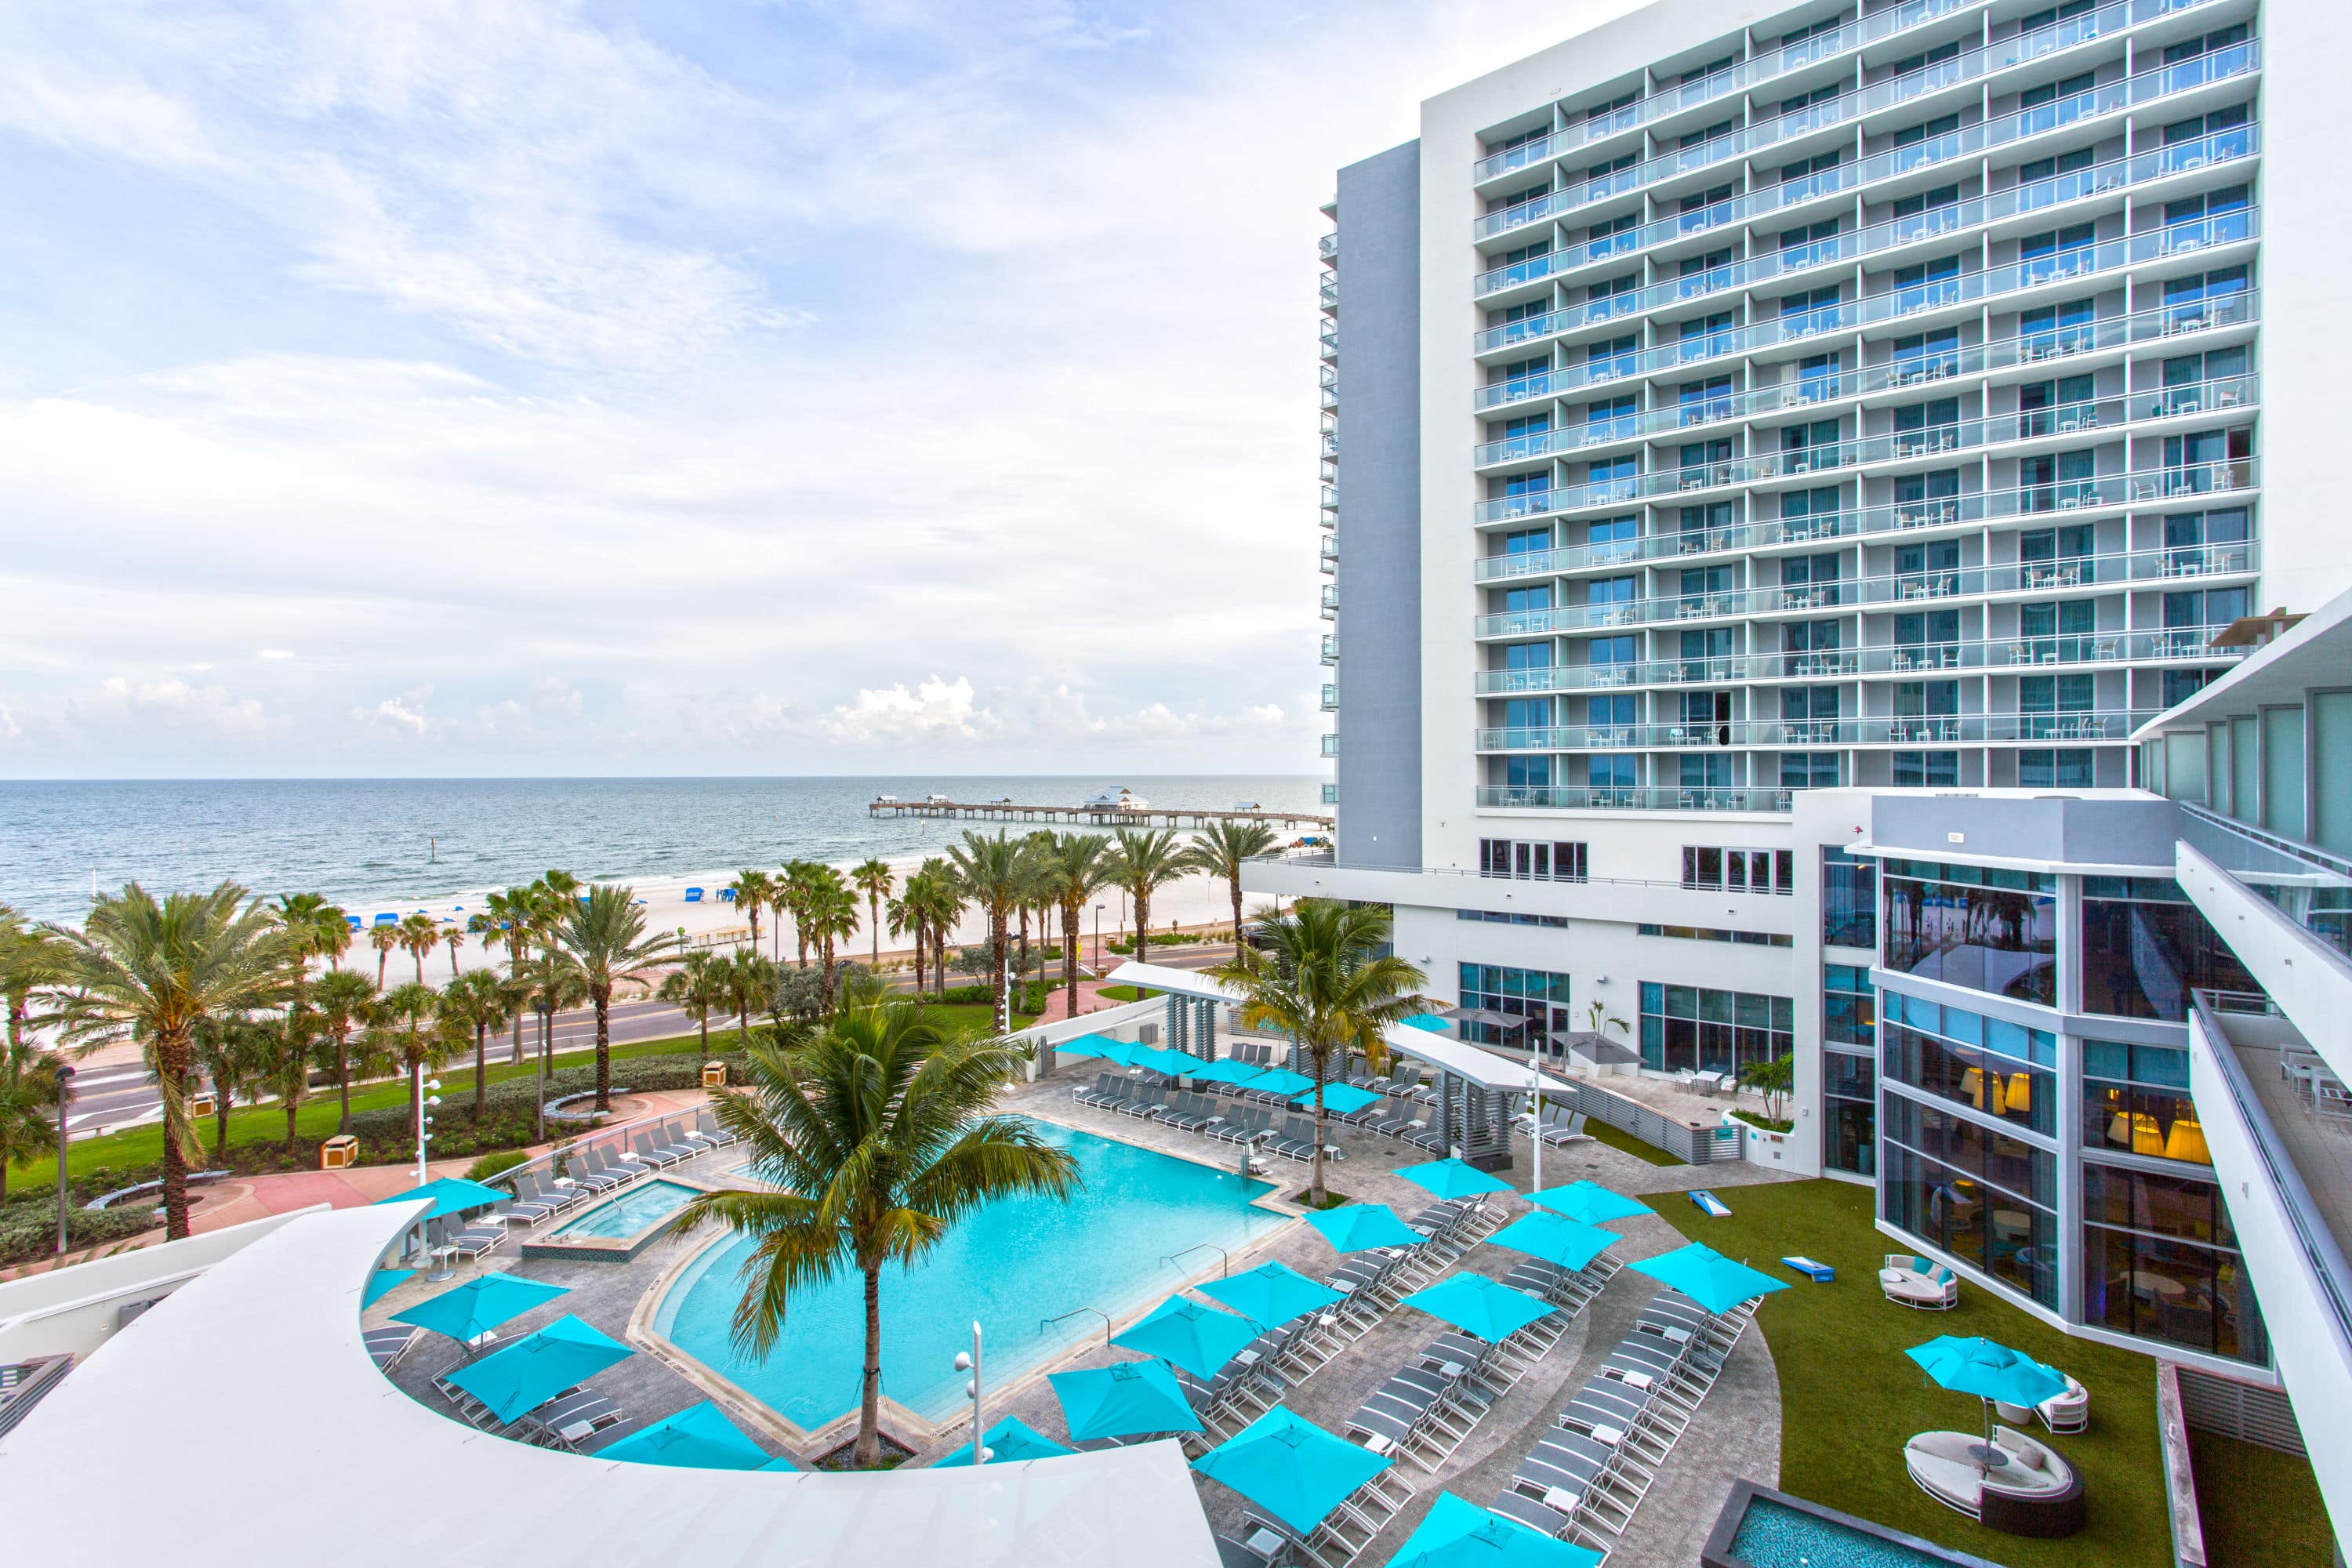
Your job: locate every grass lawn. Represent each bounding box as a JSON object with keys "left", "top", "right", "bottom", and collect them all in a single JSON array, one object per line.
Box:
[
  {"left": 1096, "top": 984, "right": 1157, "bottom": 1003},
  {"left": 1586, "top": 1118, "right": 1684, "bottom": 1167},
  {"left": 1675, "top": 1178, "right": 2172, "bottom": 1568},
  {"left": 2187, "top": 1430, "right": 2332, "bottom": 1567}
]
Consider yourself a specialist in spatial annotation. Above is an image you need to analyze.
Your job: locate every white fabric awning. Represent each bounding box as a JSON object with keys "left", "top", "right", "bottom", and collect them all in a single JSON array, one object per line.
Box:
[
  {"left": 1105, "top": 960, "right": 1246, "bottom": 1004},
  {"left": 1383, "top": 1025, "right": 1577, "bottom": 1096},
  {"left": 0, "top": 1201, "right": 1220, "bottom": 1568}
]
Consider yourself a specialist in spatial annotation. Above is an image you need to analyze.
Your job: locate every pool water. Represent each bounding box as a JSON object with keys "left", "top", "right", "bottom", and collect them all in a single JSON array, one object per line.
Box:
[
  {"left": 1728, "top": 1499, "right": 1962, "bottom": 1568},
  {"left": 652, "top": 1120, "right": 1280, "bottom": 1430},
  {"left": 554, "top": 1178, "right": 702, "bottom": 1240}
]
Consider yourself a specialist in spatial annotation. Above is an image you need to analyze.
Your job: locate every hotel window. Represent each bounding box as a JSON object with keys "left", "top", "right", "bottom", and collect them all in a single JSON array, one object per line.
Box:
[
  {"left": 1639, "top": 983, "right": 1793, "bottom": 1074},
  {"left": 1478, "top": 838, "right": 1588, "bottom": 883},
  {"left": 2082, "top": 1164, "right": 2263, "bottom": 1362},
  {"left": 1459, "top": 964, "right": 1571, "bottom": 1051},
  {"left": 1824, "top": 964, "right": 1876, "bottom": 1048},
  {"left": 1588, "top": 753, "right": 1635, "bottom": 789},
  {"left": 1584, "top": 212, "right": 1638, "bottom": 261},
  {"left": 2080, "top": 877, "right": 2256, "bottom": 1020},
  {"left": 1881, "top": 858, "right": 2057, "bottom": 1004},
  {"left": 1880, "top": 988, "right": 2055, "bottom": 1134},
  {"left": 1891, "top": 750, "right": 1961, "bottom": 788},
  {"left": 1881, "top": 1095, "right": 2057, "bottom": 1307},
  {"left": 1636, "top": 925, "right": 1792, "bottom": 948},
  {"left": 1782, "top": 752, "right": 1840, "bottom": 789},
  {"left": 1822, "top": 848, "right": 1877, "bottom": 949},
  {"left": 1824, "top": 1048, "right": 1877, "bottom": 1177},
  {"left": 1892, "top": 326, "right": 1959, "bottom": 380},
  {"left": 2083, "top": 1040, "right": 2206, "bottom": 1164},
  {"left": 2019, "top": 296, "right": 2094, "bottom": 356},
  {"left": 2018, "top": 750, "right": 2094, "bottom": 789},
  {"left": 1459, "top": 909, "right": 1569, "bottom": 929},
  {"left": 1682, "top": 846, "right": 1793, "bottom": 895}
]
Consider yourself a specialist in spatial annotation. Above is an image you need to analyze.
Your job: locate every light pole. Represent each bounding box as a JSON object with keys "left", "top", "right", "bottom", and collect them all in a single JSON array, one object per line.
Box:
[
  {"left": 952, "top": 1322, "right": 987, "bottom": 1464},
  {"left": 416, "top": 1078, "right": 441, "bottom": 1185},
  {"left": 53, "top": 1063, "right": 75, "bottom": 1258},
  {"left": 1092, "top": 905, "right": 1104, "bottom": 978}
]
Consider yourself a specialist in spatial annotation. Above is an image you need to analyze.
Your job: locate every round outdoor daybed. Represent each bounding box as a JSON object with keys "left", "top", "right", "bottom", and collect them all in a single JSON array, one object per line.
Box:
[{"left": 1905, "top": 1426, "right": 2085, "bottom": 1538}]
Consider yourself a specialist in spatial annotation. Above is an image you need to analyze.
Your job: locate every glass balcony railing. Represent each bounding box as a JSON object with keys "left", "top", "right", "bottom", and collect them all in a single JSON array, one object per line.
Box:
[
  {"left": 1320, "top": 635, "right": 1338, "bottom": 666},
  {"left": 1319, "top": 232, "right": 1338, "bottom": 260},
  {"left": 1470, "top": 630, "right": 2245, "bottom": 695},
  {"left": 1320, "top": 733, "right": 1340, "bottom": 757},
  {"left": 2179, "top": 807, "right": 2352, "bottom": 961},
  {"left": 1468, "top": 38, "right": 2257, "bottom": 300},
  {"left": 1475, "top": 785, "right": 1795, "bottom": 811},
  {"left": 1321, "top": 684, "right": 1338, "bottom": 712},
  {"left": 1319, "top": 274, "right": 1338, "bottom": 311},
  {"left": 1474, "top": 709, "right": 2158, "bottom": 751}
]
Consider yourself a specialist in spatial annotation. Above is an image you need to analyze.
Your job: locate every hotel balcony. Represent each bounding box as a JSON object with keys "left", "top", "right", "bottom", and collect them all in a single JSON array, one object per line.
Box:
[
  {"left": 1471, "top": 632, "right": 2247, "bottom": 695},
  {"left": 1474, "top": 784, "right": 1793, "bottom": 813},
  {"left": 1321, "top": 684, "right": 1338, "bottom": 713},
  {"left": 1319, "top": 537, "right": 1338, "bottom": 574},
  {"left": 1320, "top": 732, "right": 1340, "bottom": 757},
  {"left": 1472, "top": 710, "right": 2156, "bottom": 753},
  {"left": 1320, "top": 635, "right": 1338, "bottom": 666},
  {"left": 1319, "top": 583, "right": 1338, "bottom": 620}
]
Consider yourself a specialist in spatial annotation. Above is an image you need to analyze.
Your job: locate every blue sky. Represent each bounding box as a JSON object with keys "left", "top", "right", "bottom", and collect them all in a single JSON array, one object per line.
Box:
[{"left": 0, "top": 0, "right": 1624, "bottom": 777}]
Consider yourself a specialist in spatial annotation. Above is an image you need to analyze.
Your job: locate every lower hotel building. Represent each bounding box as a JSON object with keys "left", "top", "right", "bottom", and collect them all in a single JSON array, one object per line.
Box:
[{"left": 1265, "top": 0, "right": 2352, "bottom": 1536}]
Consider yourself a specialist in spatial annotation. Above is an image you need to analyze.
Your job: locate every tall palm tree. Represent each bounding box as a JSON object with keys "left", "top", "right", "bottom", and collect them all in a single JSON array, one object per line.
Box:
[
  {"left": 670, "top": 1002, "right": 1080, "bottom": 1467},
  {"left": 906, "top": 860, "right": 964, "bottom": 1000},
  {"left": 945, "top": 831, "right": 1026, "bottom": 1032},
  {"left": 274, "top": 892, "right": 346, "bottom": 988},
  {"left": 1035, "top": 833, "right": 1113, "bottom": 1020},
  {"left": 720, "top": 949, "right": 774, "bottom": 1051},
  {"left": 373, "top": 982, "right": 445, "bottom": 1142},
  {"left": 659, "top": 950, "right": 728, "bottom": 1054},
  {"left": 314, "top": 967, "right": 377, "bottom": 1134},
  {"left": 0, "top": 907, "right": 64, "bottom": 1203},
  {"left": 41, "top": 882, "right": 292, "bottom": 1238},
  {"left": 779, "top": 860, "right": 824, "bottom": 969},
  {"left": 254, "top": 1006, "right": 324, "bottom": 1152},
  {"left": 1192, "top": 821, "right": 1279, "bottom": 950},
  {"left": 441, "top": 968, "right": 515, "bottom": 1119},
  {"left": 728, "top": 869, "right": 777, "bottom": 957},
  {"left": 191, "top": 1014, "right": 267, "bottom": 1163},
  {"left": 444, "top": 926, "right": 467, "bottom": 980},
  {"left": 368, "top": 923, "right": 400, "bottom": 988},
  {"left": 805, "top": 877, "right": 862, "bottom": 1016},
  {"left": 0, "top": 906, "right": 69, "bottom": 1070},
  {"left": 884, "top": 882, "right": 927, "bottom": 997},
  {"left": 1106, "top": 826, "right": 1202, "bottom": 969},
  {"left": 397, "top": 911, "right": 441, "bottom": 986},
  {"left": 851, "top": 858, "right": 894, "bottom": 968},
  {"left": 1212, "top": 900, "right": 1428, "bottom": 1207},
  {"left": 557, "top": 884, "right": 686, "bottom": 1111},
  {"left": 517, "top": 946, "right": 587, "bottom": 1142}
]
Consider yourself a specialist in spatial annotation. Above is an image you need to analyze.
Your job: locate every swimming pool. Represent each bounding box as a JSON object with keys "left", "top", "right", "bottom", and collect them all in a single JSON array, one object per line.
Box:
[
  {"left": 556, "top": 1178, "right": 702, "bottom": 1240},
  {"left": 652, "top": 1120, "right": 1280, "bottom": 1431}
]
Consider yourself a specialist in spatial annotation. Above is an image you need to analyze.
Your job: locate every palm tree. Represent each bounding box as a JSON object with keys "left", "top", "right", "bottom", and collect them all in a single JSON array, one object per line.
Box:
[
  {"left": 314, "top": 968, "right": 377, "bottom": 1134},
  {"left": 0, "top": 909, "right": 64, "bottom": 1202},
  {"left": 373, "top": 982, "right": 445, "bottom": 1143},
  {"left": 727, "top": 869, "right": 776, "bottom": 957},
  {"left": 444, "top": 925, "right": 467, "bottom": 980},
  {"left": 0, "top": 906, "right": 69, "bottom": 1070},
  {"left": 441, "top": 968, "right": 515, "bottom": 1119},
  {"left": 397, "top": 912, "right": 441, "bottom": 986},
  {"left": 368, "top": 923, "right": 400, "bottom": 988},
  {"left": 1106, "top": 827, "right": 1201, "bottom": 968},
  {"left": 945, "top": 831, "right": 1027, "bottom": 1032},
  {"left": 1192, "top": 821, "right": 1279, "bottom": 950},
  {"left": 557, "top": 884, "right": 685, "bottom": 1111},
  {"left": 779, "top": 860, "right": 823, "bottom": 969},
  {"left": 254, "top": 1006, "right": 325, "bottom": 1152},
  {"left": 884, "top": 883, "right": 926, "bottom": 996},
  {"left": 191, "top": 1014, "right": 267, "bottom": 1163},
  {"left": 670, "top": 1001, "right": 1080, "bottom": 1467},
  {"left": 851, "top": 858, "right": 894, "bottom": 968},
  {"left": 1213, "top": 900, "right": 1427, "bottom": 1207},
  {"left": 659, "top": 950, "right": 728, "bottom": 1054},
  {"left": 41, "top": 882, "right": 292, "bottom": 1238},
  {"left": 720, "top": 949, "right": 774, "bottom": 1051},
  {"left": 274, "top": 892, "right": 345, "bottom": 985},
  {"left": 517, "top": 946, "right": 587, "bottom": 1142},
  {"left": 1035, "top": 833, "right": 1113, "bottom": 1020},
  {"left": 805, "top": 877, "right": 862, "bottom": 1016}
]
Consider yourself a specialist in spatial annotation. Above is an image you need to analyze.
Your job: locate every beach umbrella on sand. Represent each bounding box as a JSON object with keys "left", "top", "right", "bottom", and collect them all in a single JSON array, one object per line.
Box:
[
  {"left": 1522, "top": 1180, "right": 1653, "bottom": 1226},
  {"left": 1399, "top": 1274, "right": 1558, "bottom": 1344},
  {"left": 1049, "top": 1359, "right": 1201, "bottom": 1442},
  {"left": 1112, "top": 1295, "right": 1261, "bottom": 1379},
  {"left": 1301, "top": 1203, "right": 1425, "bottom": 1254},
  {"left": 1192, "top": 1406, "right": 1392, "bottom": 1537},
  {"left": 1486, "top": 1211, "right": 1617, "bottom": 1275},
  {"left": 394, "top": 1272, "right": 569, "bottom": 1347},
  {"left": 594, "top": 1401, "right": 770, "bottom": 1470},
  {"left": 1626, "top": 1243, "right": 1789, "bottom": 1316},
  {"left": 1197, "top": 1261, "right": 1346, "bottom": 1330},
  {"left": 936, "top": 1416, "right": 1074, "bottom": 1467},
  {"left": 1385, "top": 1492, "right": 1602, "bottom": 1568},
  {"left": 1396, "top": 1158, "right": 1515, "bottom": 1201}
]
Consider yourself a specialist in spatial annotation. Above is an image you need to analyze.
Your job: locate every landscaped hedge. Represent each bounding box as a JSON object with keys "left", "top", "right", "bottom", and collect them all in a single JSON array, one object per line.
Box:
[
  {"left": 927, "top": 981, "right": 1056, "bottom": 1015},
  {"left": 0, "top": 1189, "right": 159, "bottom": 1268}
]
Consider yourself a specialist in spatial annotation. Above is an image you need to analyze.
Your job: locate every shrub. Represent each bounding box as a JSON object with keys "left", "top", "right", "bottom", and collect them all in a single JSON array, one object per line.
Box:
[
  {"left": 466, "top": 1149, "right": 530, "bottom": 1181},
  {"left": 0, "top": 1189, "right": 158, "bottom": 1268}
]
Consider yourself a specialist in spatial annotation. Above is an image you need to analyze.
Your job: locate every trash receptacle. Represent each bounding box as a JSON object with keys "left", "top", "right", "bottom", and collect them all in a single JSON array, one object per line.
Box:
[
  {"left": 701, "top": 1062, "right": 726, "bottom": 1089},
  {"left": 321, "top": 1134, "right": 359, "bottom": 1170}
]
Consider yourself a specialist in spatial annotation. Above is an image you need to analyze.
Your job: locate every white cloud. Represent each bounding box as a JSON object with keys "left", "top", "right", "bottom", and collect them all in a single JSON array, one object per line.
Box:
[
  {"left": 824, "top": 677, "right": 994, "bottom": 746},
  {"left": 355, "top": 687, "right": 434, "bottom": 737}
]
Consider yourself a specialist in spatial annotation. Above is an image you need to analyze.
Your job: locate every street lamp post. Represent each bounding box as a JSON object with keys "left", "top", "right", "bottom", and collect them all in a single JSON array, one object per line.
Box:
[
  {"left": 53, "top": 1064, "right": 75, "bottom": 1258},
  {"left": 952, "top": 1322, "right": 987, "bottom": 1464},
  {"left": 1093, "top": 905, "right": 1104, "bottom": 977},
  {"left": 417, "top": 1078, "right": 441, "bottom": 1185}
]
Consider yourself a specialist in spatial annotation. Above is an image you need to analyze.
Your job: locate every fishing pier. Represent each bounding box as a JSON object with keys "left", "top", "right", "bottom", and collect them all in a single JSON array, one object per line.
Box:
[{"left": 867, "top": 799, "right": 1333, "bottom": 831}]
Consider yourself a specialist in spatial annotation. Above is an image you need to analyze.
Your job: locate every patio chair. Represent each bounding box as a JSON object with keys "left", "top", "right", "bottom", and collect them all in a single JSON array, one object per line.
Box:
[
  {"left": 364, "top": 1325, "right": 420, "bottom": 1374},
  {"left": 692, "top": 1109, "right": 739, "bottom": 1147},
  {"left": 1121, "top": 1082, "right": 1168, "bottom": 1120},
  {"left": 525, "top": 1171, "right": 590, "bottom": 1214},
  {"left": 1878, "top": 1253, "right": 1960, "bottom": 1309},
  {"left": 1207, "top": 1109, "right": 1255, "bottom": 1145},
  {"left": 1537, "top": 1109, "right": 1592, "bottom": 1145},
  {"left": 585, "top": 1144, "right": 645, "bottom": 1186},
  {"left": 1072, "top": 1072, "right": 1117, "bottom": 1106},
  {"left": 1259, "top": 1117, "right": 1313, "bottom": 1162},
  {"left": 1094, "top": 1079, "right": 1135, "bottom": 1115},
  {"left": 516, "top": 1391, "right": 626, "bottom": 1450},
  {"left": 2037, "top": 1372, "right": 2089, "bottom": 1433},
  {"left": 652, "top": 1122, "right": 703, "bottom": 1161},
  {"left": 629, "top": 1132, "right": 684, "bottom": 1169},
  {"left": 559, "top": 1149, "right": 619, "bottom": 1194},
  {"left": 492, "top": 1183, "right": 559, "bottom": 1227}
]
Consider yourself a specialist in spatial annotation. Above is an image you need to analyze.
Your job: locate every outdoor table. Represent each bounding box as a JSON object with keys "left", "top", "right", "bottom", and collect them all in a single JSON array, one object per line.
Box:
[
  {"left": 1590, "top": 1424, "right": 1624, "bottom": 1446},
  {"left": 1967, "top": 1442, "right": 2013, "bottom": 1469},
  {"left": 1541, "top": 1484, "right": 1584, "bottom": 1513},
  {"left": 1610, "top": 1369, "right": 1653, "bottom": 1392},
  {"left": 1243, "top": 1526, "right": 1287, "bottom": 1567},
  {"left": 1234, "top": 1349, "right": 1261, "bottom": 1368},
  {"left": 426, "top": 1245, "right": 460, "bottom": 1283}
]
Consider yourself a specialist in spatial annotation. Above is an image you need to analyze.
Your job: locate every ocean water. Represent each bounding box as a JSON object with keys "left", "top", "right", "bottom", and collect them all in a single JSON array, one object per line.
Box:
[
  {"left": 0, "top": 775, "right": 1323, "bottom": 925},
  {"left": 652, "top": 1120, "right": 1281, "bottom": 1429}
]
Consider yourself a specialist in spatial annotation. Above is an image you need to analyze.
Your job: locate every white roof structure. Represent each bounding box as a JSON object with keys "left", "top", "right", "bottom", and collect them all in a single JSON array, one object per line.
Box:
[
  {"left": 1108, "top": 961, "right": 1571, "bottom": 1094},
  {"left": 0, "top": 1200, "right": 1218, "bottom": 1568}
]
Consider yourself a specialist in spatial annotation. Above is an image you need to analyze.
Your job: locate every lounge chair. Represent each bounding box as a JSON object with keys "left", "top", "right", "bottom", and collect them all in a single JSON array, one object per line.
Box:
[
  {"left": 558, "top": 1151, "right": 621, "bottom": 1194},
  {"left": 515, "top": 1172, "right": 581, "bottom": 1214},
  {"left": 1880, "top": 1253, "right": 1960, "bottom": 1309},
  {"left": 517, "top": 1391, "right": 626, "bottom": 1450},
  {"left": 1160, "top": 1093, "right": 1214, "bottom": 1133},
  {"left": 1261, "top": 1117, "right": 1315, "bottom": 1162},
  {"left": 1072, "top": 1072, "right": 1116, "bottom": 1106},
  {"left": 493, "top": 1184, "right": 558, "bottom": 1227},
  {"left": 1121, "top": 1082, "right": 1168, "bottom": 1120},
  {"left": 587, "top": 1145, "right": 646, "bottom": 1185},
  {"left": 1534, "top": 1108, "right": 1592, "bottom": 1145},
  {"left": 1906, "top": 1425, "right": 2084, "bottom": 1534},
  {"left": 630, "top": 1131, "right": 686, "bottom": 1169},
  {"left": 364, "top": 1325, "right": 419, "bottom": 1373},
  {"left": 649, "top": 1123, "right": 702, "bottom": 1161},
  {"left": 2038, "top": 1373, "right": 2089, "bottom": 1433},
  {"left": 692, "top": 1109, "right": 739, "bottom": 1147}
]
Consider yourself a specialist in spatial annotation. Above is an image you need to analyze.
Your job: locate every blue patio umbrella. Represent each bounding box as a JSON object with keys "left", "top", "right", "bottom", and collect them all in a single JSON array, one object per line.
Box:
[
  {"left": 1112, "top": 1294, "right": 1262, "bottom": 1378},
  {"left": 1906, "top": 1335, "right": 2069, "bottom": 1465},
  {"left": 1399, "top": 1274, "right": 1558, "bottom": 1344},
  {"left": 1386, "top": 1491, "right": 1602, "bottom": 1568},
  {"left": 1523, "top": 1180, "right": 1653, "bottom": 1225},
  {"left": 1487, "top": 1212, "right": 1618, "bottom": 1274},
  {"left": 1192, "top": 1406, "right": 1393, "bottom": 1537},
  {"left": 1626, "top": 1243, "right": 1791, "bottom": 1316},
  {"left": 1055, "top": 1033, "right": 1149, "bottom": 1067},
  {"left": 1297, "top": 1082, "right": 1381, "bottom": 1114},
  {"left": 361, "top": 1269, "right": 415, "bottom": 1309},
  {"left": 1140, "top": 1047, "right": 1211, "bottom": 1077},
  {"left": 444, "top": 1314, "right": 633, "bottom": 1425},
  {"left": 1396, "top": 1158, "right": 1515, "bottom": 1201},
  {"left": 1192, "top": 1060, "right": 1267, "bottom": 1087},
  {"left": 595, "top": 1400, "right": 770, "bottom": 1470},
  {"left": 1403, "top": 1014, "right": 1453, "bottom": 1033},
  {"left": 394, "top": 1272, "right": 570, "bottom": 1345},
  {"left": 936, "top": 1416, "right": 1076, "bottom": 1466},
  {"left": 1049, "top": 1358, "right": 1202, "bottom": 1441},
  {"left": 1198, "top": 1261, "right": 1346, "bottom": 1329},
  {"left": 372, "top": 1177, "right": 515, "bottom": 1222},
  {"left": 1302, "top": 1203, "right": 1425, "bottom": 1254},
  {"left": 1246, "top": 1069, "right": 1317, "bottom": 1097}
]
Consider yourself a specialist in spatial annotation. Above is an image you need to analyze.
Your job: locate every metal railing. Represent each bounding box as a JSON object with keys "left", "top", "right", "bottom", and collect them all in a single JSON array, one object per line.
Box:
[
  {"left": 1474, "top": 710, "right": 2158, "bottom": 751},
  {"left": 1475, "top": 785, "right": 1795, "bottom": 812},
  {"left": 1472, "top": 631, "right": 2247, "bottom": 693}
]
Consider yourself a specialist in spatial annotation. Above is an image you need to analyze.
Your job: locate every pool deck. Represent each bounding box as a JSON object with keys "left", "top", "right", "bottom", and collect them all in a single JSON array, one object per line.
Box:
[{"left": 361, "top": 1073, "right": 1801, "bottom": 1567}]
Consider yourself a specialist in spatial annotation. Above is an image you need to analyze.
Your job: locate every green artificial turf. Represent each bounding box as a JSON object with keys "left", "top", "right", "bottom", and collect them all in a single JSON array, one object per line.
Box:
[
  {"left": 1095, "top": 984, "right": 1156, "bottom": 1003},
  {"left": 2186, "top": 1430, "right": 2334, "bottom": 1568},
  {"left": 1675, "top": 1178, "right": 2171, "bottom": 1568},
  {"left": 1586, "top": 1117, "right": 1685, "bottom": 1167}
]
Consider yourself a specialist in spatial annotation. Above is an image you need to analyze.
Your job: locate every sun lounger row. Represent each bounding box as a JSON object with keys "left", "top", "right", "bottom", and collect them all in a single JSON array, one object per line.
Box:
[
  {"left": 1491, "top": 1290, "right": 1756, "bottom": 1560},
  {"left": 1238, "top": 1454, "right": 1417, "bottom": 1568},
  {"left": 1066, "top": 1077, "right": 1350, "bottom": 1164},
  {"left": 1517, "top": 1105, "right": 1594, "bottom": 1145},
  {"left": 1177, "top": 1311, "right": 1352, "bottom": 1439},
  {"left": 364, "top": 1326, "right": 419, "bottom": 1373}
]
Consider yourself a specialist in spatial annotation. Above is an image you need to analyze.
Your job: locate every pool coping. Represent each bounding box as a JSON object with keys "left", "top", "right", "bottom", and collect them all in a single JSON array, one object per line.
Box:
[
  {"left": 1700, "top": 1479, "right": 2016, "bottom": 1568},
  {"left": 518, "top": 1174, "right": 725, "bottom": 1265},
  {"left": 626, "top": 1111, "right": 1308, "bottom": 1458}
]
